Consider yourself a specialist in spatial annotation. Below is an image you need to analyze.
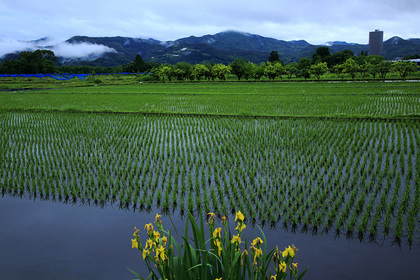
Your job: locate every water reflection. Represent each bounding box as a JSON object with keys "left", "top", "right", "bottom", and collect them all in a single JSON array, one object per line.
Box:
[
  {"left": 1, "top": 194, "right": 419, "bottom": 280},
  {"left": 2, "top": 187, "right": 418, "bottom": 249}
]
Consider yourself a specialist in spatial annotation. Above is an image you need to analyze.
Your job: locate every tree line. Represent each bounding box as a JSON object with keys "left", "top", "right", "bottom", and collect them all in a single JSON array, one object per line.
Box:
[
  {"left": 148, "top": 48, "right": 418, "bottom": 81},
  {"left": 0, "top": 48, "right": 418, "bottom": 80},
  {"left": 0, "top": 51, "right": 154, "bottom": 75}
]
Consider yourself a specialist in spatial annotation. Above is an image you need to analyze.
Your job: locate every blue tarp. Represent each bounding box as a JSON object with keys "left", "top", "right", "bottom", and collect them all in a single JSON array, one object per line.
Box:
[
  {"left": 0, "top": 72, "right": 139, "bottom": 81},
  {"left": 75, "top": 74, "right": 88, "bottom": 81}
]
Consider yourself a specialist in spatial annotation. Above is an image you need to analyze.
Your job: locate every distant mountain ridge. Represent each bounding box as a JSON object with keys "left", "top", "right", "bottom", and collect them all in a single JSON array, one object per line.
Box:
[{"left": 2, "top": 31, "right": 420, "bottom": 67}]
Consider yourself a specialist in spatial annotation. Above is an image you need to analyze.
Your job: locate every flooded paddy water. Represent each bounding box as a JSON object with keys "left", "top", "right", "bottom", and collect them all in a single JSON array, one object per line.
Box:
[{"left": 0, "top": 195, "right": 419, "bottom": 280}]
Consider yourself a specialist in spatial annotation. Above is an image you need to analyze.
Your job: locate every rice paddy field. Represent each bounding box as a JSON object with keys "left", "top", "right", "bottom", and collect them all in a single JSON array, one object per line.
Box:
[
  {"left": 1, "top": 78, "right": 420, "bottom": 279},
  {"left": 1, "top": 81, "right": 420, "bottom": 118}
]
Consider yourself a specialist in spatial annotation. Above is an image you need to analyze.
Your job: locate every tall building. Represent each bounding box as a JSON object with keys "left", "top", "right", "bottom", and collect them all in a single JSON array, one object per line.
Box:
[{"left": 369, "top": 30, "right": 384, "bottom": 56}]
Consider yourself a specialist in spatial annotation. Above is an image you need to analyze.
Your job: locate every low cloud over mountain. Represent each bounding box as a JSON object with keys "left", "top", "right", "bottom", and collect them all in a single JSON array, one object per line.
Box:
[
  {"left": 0, "top": 37, "right": 116, "bottom": 60},
  {"left": 52, "top": 42, "right": 116, "bottom": 60}
]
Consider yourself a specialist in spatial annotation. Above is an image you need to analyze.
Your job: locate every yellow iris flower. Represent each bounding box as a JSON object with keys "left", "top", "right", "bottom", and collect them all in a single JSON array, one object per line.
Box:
[
  {"left": 213, "top": 227, "right": 221, "bottom": 239},
  {"left": 279, "top": 261, "right": 287, "bottom": 273},
  {"left": 282, "top": 246, "right": 295, "bottom": 258},
  {"left": 253, "top": 247, "right": 263, "bottom": 262},
  {"left": 142, "top": 249, "right": 150, "bottom": 260},
  {"left": 235, "top": 211, "right": 244, "bottom": 222},
  {"left": 145, "top": 239, "right": 154, "bottom": 250},
  {"left": 155, "top": 213, "right": 162, "bottom": 222},
  {"left": 231, "top": 234, "right": 241, "bottom": 245},
  {"left": 156, "top": 245, "right": 166, "bottom": 261},
  {"left": 153, "top": 230, "right": 161, "bottom": 240},
  {"left": 251, "top": 237, "right": 263, "bottom": 247},
  {"left": 131, "top": 238, "right": 139, "bottom": 249},
  {"left": 270, "top": 275, "right": 277, "bottom": 280},
  {"left": 207, "top": 212, "right": 216, "bottom": 225},
  {"left": 144, "top": 223, "right": 154, "bottom": 232},
  {"left": 215, "top": 239, "right": 223, "bottom": 256},
  {"left": 235, "top": 222, "right": 246, "bottom": 232},
  {"left": 255, "top": 248, "right": 262, "bottom": 259},
  {"left": 207, "top": 212, "right": 216, "bottom": 218}
]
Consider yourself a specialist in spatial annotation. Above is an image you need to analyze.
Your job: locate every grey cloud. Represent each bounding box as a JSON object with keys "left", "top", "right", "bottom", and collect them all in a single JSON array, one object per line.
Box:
[
  {"left": 0, "top": 39, "right": 33, "bottom": 57},
  {"left": 0, "top": 0, "right": 419, "bottom": 46},
  {"left": 0, "top": 38, "right": 116, "bottom": 59},
  {"left": 52, "top": 42, "right": 116, "bottom": 59}
]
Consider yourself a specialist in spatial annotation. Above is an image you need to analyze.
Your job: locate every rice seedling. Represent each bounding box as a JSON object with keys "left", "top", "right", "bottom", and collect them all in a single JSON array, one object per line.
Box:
[{"left": 0, "top": 106, "right": 419, "bottom": 243}]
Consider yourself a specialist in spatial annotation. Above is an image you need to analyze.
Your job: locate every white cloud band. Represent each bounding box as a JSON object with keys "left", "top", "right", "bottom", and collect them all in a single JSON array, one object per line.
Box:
[{"left": 0, "top": 38, "right": 116, "bottom": 59}]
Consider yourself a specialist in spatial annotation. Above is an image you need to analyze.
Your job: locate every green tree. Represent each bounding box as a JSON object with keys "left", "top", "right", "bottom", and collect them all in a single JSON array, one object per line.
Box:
[
  {"left": 229, "top": 58, "right": 252, "bottom": 80},
  {"left": 310, "top": 62, "right": 329, "bottom": 79},
  {"left": 18, "top": 49, "right": 58, "bottom": 73},
  {"left": 129, "top": 54, "right": 147, "bottom": 73},
  {"left": 159, "top": 65, "right": 174, "bottom": 81},
  {"left": 0, "top": 59, "right": 21, "bottom": 74},
  {"left": 193, "top": 64, "right": 209, "bottom": 81},
  {"left": 268, "top": 50, "right": 281, "bottom": 63},
  {"left": 123, "top": 54, "right": 147, "bottom": 73},
  {"left": 342, "top": 58, "right": 360, "bottom": 79},
  {"left": 203, "top": 62, "right": 216, "bottom": 81},
  {"left": 359, "top": 62, "right": 371, "bottom": 79},
  {"left": 365, "top": 55, "right": 384, "bottom": 79},
  {"left": 242, "top": 61, "right": 254, "bottom": 80},
  {"left": 325, "top": 49, "right": 354, "bottom": 68},
  {"left": 367, "top": 63, "right": 380, "bottom": 79},
  {"left": 392, "top": 61, "right": 418, "bottom": 78},
  {"left": 148, "top": 66, "right": 161, "bottom": 80},
  {"left": 284, "top": 62, "right": 298, "bottom": 79},
  {"left": 213, "top": 64, "right": 231, "bottom": 80},
  {"left": 250, "top": 63, "right": 265, "bottom": 80},
  {"left": 174, "top": 62, "right": 193, "bottom": 81},
  {"left": 173, "top": 68, "right": 184, "bottom": 81},
  {"left": 377, "top": 61, "right": 392, "bottom": 79},
  {"left": 365, "top": 55, "right": 384, "bottom": 65},
  {"left": 333, "top": 64, "right": 345, "bottom": 79},
  {"left": 264, "top": 62, "right": 284, "bottom": 80},
  {"left": 297, "top": 57, "right": 312, "bottom": 80},
  {"left": 317, "top": 46, "right": 331, "bottom": 58},
  {"left": 312, "top": 46, "right": 330, "bottom": 63}
]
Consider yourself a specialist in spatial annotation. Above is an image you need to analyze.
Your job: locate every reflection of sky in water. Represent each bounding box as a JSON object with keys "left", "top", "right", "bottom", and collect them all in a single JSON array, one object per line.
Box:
[{"left": 1, "top": 195, "right": 419, "bottom": 280}]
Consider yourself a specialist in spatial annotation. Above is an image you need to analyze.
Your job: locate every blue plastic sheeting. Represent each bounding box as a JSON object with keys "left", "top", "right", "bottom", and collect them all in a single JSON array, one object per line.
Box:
[
  {"left": 0, "top": 72, "right": 139, "bottom": 81},
  {"left": 48, "top": 73, "right": 77, "bottom": 80},
  {"left": 75, "top": 74, "right": 88, "bottom": 81},
  {"left": 0, "top": 73, "right": 82, "bottom": 80}
]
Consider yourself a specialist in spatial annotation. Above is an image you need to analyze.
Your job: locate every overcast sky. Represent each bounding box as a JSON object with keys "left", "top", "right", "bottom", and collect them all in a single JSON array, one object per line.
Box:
[{"left": 1, "top": 0, "right": 419, "bottom": 45}]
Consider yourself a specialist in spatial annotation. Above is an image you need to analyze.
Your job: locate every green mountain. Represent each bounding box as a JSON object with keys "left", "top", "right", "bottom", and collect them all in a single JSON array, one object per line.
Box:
[
  {"left": 62, "top": 31, "right": 340, "bottom": 66},
  {"left": 64, "top": 31, "right": 313, "bottom": 65},
  {"left": 3, "top": 31, "right": 420, "bottom": 67},
  {"left": 383, "top": 36, "right": 420, "bottom": 59}
]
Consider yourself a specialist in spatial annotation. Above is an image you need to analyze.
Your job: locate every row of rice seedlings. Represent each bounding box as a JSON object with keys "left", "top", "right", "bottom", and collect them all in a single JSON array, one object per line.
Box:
[
  {"left": 59, "top": 121, "right": 388, "bottom": 221},
  {"left": 296, "top": 120, "right": 410, "bottom": 236},
  {"left": 367, "top": 93, "right": 420, "bottom": 116},
  {"left": 159, "top": 91, "right": 420, "bottom": 125},
  {"left": 1, "top": 112, "right": 419, "bottom": 243},
  {"left": 209, "top": 116, "right": 404, "bottom": 238},
  {"left": 406, "top": 175, "right": 420, "bottom": 243}
]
